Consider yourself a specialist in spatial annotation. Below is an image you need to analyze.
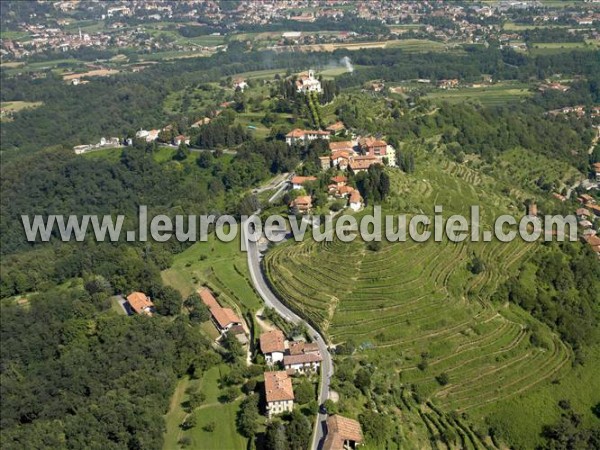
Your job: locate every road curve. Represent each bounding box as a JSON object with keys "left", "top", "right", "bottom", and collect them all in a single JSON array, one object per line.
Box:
[{"left": 242, "top": 218, "right": 333, "bottom": 450}]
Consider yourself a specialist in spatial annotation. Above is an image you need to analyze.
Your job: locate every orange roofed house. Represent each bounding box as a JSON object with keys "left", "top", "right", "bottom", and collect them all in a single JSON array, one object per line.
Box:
[
  {"left": 260, "top": 329, "right": 287, "bottom": 364},
  {"left": 323, "top": 415, "right": 364, "bottom": 450},
  {"left": 126, "top": 292, "right": 155, "bottom": 316},
  {"left": 593, "top": 162, "right": 600, "bottom": 182},
  {"left": 290, "top": 195, "right": 313, "bottom": 215},
  {"left": 291, "top": 175, "right": 317, "bottom": 190},
  {"left": 264, "top": 371, "right": 294, "bottom": 418},
  {"left": 198, "top": 287, "right": 242, "bottom": 334}
]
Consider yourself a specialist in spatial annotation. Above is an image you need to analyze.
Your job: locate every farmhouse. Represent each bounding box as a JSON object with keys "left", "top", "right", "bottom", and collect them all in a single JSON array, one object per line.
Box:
[
  {"left": 284, "top": 340, "right": 322, "bottom": 374},
  {"left": 174, "top": 135, "right": 190, "bottom": 146},
  {"left": 437, "top": 79, "right": 459, "bottom": 89},
  {"left": 264, "top": 371, "right": 294, "bottom": 418},
  {"left": 260, "top": 329, "right": 287, "bottom": 364},
  {"left": 126, "top": 292, "right": 155, "bottom": 316},
  {"left": 290, "top": 195, "right": 313, "bottom": 214},
  {"left": 286, "top": 128, "right": 331, "bottom": 146},
  {"left": 199, "top": 287, "right": 243, "bottom": 334},
  {"left": 323, "top": 415, "right": 364, "bottom": 450},
  {"left": 284, "top": 352, "right": 323, "bottom": 374},
  {"left": 296, "top": 70, "right": 322, "bottom": 93},
  {"left": 291, "top": 176, "right": 317, "bottom": 190}
]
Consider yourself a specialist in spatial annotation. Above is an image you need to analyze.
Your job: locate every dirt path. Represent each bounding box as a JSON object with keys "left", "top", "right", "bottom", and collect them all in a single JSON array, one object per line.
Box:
[{"left": 255, "top": 308, "right": 277, "bottom": 333}]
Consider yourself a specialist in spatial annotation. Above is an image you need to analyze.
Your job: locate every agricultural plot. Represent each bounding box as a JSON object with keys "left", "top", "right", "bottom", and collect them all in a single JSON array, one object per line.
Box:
[
  {"left": 264, "top": 153, "right": 574, "bottom": 447},
  {"left": 424, "top": 83, "right": 532, "bottom": 106}
]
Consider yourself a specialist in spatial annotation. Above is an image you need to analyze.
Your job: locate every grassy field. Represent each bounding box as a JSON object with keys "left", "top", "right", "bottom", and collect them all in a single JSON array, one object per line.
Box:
[
  {"left": 423, "top": 83, "right": 532, "bottom": 106},
  {"left": 163, "top": 365, "right": 248, "bottom": 450},
  {"left": 528, "top": 40, "right": 600, "bottom": 55},
  {"left": 0, "top": 101, "right": 43, "bottom": 121},
  {"left": 263, "top": 149, "right": 583, "bottom": 448},
  {"left": 296, "top": 39, "right": 453, "bottom": 53},
  {"left": 161, "top": 228, "right": 263, "bottom": 312}
]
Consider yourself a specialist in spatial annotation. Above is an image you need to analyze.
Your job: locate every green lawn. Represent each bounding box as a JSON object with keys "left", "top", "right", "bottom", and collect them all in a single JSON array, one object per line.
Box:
[
  {"left": 163, "top": 365, "right": 248, "bottom": 450},
  {"left": 161, "top": 227, "right": 263, "bottom": 312}
]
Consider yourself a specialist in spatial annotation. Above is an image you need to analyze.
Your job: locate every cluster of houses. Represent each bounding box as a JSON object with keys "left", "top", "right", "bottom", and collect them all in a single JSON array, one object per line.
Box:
[
  {"left": 547, "top": 105, "right": 600, "bottom": 119},
  {"left": 135, "top": 126, "right": 191, "bottom": 146},
  {"left": 285, "top": 128, "right": 398, "bottom": 215},
  {"left": 259, "top": 329, "right": 363, "bottom": 448},
  {"left": 259, "top": 329, "right": 322, "bottom": 415},
  {"left": 289, "top": 174, "right": 363, "bottom": 214},
  {"left": 318, "top": 136, "right": 396, "bottom": 173},
  {"left": 550, "top": 185, "right": 600, "bottom": 258},
  {"left": 73, "top": 136, "right": 123, "bottom": 154}
]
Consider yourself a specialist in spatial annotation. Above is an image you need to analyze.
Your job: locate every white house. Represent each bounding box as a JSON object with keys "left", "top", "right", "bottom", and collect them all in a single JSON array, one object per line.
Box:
[
  {"left": 264, "top": 371, "right": 294, "bottom": 418},
  {"left": 285, "top": 128, "right": 330, "bottom": 146},
  {"left": 283, "top": 352, "right": 323, "bottom": 374},
  {"left": 260, "top": 329, "right": 287, "bottom": 364},
  {"left": 349, "top": 189, "right": 363, "bottom": 212},
  {"left": 296, "top": 70, "right": 322, "bottom": 93}
]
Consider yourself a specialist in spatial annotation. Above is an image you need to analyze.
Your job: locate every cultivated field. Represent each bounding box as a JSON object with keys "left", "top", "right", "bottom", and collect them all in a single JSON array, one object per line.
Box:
[
  {"left": 423, "top": 83, "right": 532, "bottom": 106},
  {"left": 264, "top": 153, "right": 574, "bottom": 447}
]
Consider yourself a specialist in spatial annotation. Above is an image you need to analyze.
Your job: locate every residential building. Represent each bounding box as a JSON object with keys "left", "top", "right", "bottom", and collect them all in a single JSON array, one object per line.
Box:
[
  {"left": 174, "top": 135, "right": 190, "bottom": 146},
  {"left": 326, "top": 121, "right": 346, "bottom": 135},
  {"left": 191, "top": 117, "right": 211, "bottom": 128},
  {"left": 349, "top": 156, "right": 380, "bottom": 174},
  {"left": 284, "top": 352, "right": 323, "bottom": 374},
  {"left": 593, "top": 162, "right": 600, "bottom": 182},
  {"left": 349, "top": 189, "right": 363, "bottom": 212},
  {"left": 199, "top": 287, "right": 243, "bottom": 334},
  {"left": 286, "top": 128, "right": 330, "bottom": 146},
  {"left": 329, "top": 141, "right": 355, "bottom": 153},
  {"left": 290, "top": 196, "right": 313, "bottom": 214},
  {"left": 233, "top": 77, "right": 248, "bottom": 91},
  {"left": 358, "top": 137, "right": 387, "bottom": 157},
  {"left": 323, "top": 415, "right": 364, "bottom": 450},
  {"left": 319, "top": 156, "right": 332, "bottom": 170},
  {"left": 296, "top": 70, "right": 322, "bottom": 93},
  {"left": 291, "top": 176, "right": 317, "bottom": 190},
  {"left": 260, "top": 329, "right": 287, "bottom": 364},
  {"left": 437, "top": 79, "right": 459, "bottom": 89},
  {"left": 264, "top": 371, "right": 294, "bottom": 418},
  {"left": 126, "top": 291, "right": 155, "bottom": 316}
]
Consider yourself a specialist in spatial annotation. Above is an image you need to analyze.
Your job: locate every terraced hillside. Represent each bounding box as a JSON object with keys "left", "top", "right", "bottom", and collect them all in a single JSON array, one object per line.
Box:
[{"left": 264, "top": 153, "right": 573, "bottom": 447}]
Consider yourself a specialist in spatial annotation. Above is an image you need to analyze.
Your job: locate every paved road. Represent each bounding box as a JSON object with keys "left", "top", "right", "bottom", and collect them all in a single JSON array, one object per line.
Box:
[{"left": 242, "top": 209, "right": 333, "bottom": 450}]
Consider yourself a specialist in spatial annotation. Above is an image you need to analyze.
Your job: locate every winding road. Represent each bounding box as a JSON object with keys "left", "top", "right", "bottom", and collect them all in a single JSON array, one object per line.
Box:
[{"left": 242, "top": 176, "right": 333, "bottom": 450}]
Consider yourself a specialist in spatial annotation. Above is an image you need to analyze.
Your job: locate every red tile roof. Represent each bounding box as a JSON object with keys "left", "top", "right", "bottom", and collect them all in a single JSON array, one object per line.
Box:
[
  {"left": 350, "top": 156, "right": 379, "bottom": 171},
  {"left": 264, "top": 371, "right": 295, "bottom": 402},
  {"left": 284, "top": 352, "right": 323, "bottom": 366},
  {"left": 127, "top": 292, "right": 154, "bottom": 315},
  {"left": 289, "top": 341, "right": 320, "bottom": 355},
  {"left": 198, "top": 287, "right": 220, "bottom": 309},
  {"left": 323, "top": 415, "right": 364, "bottom": 450},
  {"left": 331, "top": 175, "right": 347, "bottom": 184},
  {"left": 329, "top": 141, "right": 354, "bottom": 152},
  {"left": 349, "top": 190, "right": 362, "bottom": 203},
  {"left": 260, "top": 329, "right": 286, "bottom": 354},
  {"left": 211, "top": 307, "right": 241, "bottom": 329},
  {"left": 326, "top": 121, "right": 345, "bottom": 132},
  {"left": 291, "top": 176, "right": 317, "bottom": 185}
]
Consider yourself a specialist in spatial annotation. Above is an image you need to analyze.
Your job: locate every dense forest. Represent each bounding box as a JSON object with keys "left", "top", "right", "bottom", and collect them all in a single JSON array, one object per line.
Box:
[{"left": 0, "top": 286, "right": 221, "bottom": 449}]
